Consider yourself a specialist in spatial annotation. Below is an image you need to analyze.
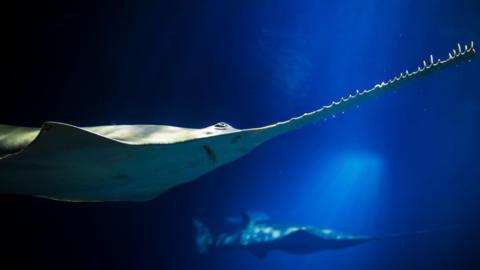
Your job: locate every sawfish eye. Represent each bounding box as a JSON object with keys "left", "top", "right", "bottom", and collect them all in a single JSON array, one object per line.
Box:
[{"left": 214, "top": 122, "right": 230, "bottom": 130}]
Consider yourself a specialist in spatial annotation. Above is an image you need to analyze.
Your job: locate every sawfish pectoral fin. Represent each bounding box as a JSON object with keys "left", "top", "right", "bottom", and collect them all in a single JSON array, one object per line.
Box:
[
  {"left": 0, "top": 124, "right": 41, "bottom": 157},
  {"left": 15, "top": 122, "right": 124, "bottom": 156}
]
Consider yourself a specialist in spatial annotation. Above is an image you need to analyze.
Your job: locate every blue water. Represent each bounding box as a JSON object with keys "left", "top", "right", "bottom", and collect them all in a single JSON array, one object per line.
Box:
[{"left": 3, "top": 0, "right": 480, "bottom": 269}]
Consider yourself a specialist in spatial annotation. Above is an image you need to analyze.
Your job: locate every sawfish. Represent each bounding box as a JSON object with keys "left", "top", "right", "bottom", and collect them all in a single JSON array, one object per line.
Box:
[
  {"left": 0, "top": 42, "right": 475, "bottom": 202},
  {"left": 194, "top": 212, "right": 454, "bottom": 258}
]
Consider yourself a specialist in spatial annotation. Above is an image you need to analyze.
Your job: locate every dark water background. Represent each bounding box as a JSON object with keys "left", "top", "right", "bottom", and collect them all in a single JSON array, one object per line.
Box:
[{"left": 2, "top": 0, "right": 480, "bottom": 269}]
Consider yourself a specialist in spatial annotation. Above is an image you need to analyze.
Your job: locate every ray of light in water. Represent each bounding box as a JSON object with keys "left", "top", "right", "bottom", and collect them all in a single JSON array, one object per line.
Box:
[{"left": 296, "top": 150, "right": 387, "bottom": 230}]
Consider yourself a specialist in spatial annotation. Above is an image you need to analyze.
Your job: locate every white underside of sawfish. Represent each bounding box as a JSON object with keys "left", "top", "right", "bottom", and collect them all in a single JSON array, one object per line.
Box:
[{"left": 0, "top": 42, "right": 475, "bottom": 202}]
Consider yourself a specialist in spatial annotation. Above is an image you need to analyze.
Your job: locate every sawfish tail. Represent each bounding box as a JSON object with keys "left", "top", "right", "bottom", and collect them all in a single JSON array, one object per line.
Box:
[
  {"left": 254, "top": 41, "right": 476, "bottom": 139},
  {"left": 194, "top": 219, "right": 214, "bottom": 254}
]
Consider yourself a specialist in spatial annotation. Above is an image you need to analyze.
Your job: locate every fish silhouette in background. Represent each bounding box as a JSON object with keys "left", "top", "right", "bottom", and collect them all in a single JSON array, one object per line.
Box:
[
  {"left": 0, "top": 42, "right": 475, "bottom": 202},
  {"left": 194, "top": 212, "right": 455, "bottom": 258}
]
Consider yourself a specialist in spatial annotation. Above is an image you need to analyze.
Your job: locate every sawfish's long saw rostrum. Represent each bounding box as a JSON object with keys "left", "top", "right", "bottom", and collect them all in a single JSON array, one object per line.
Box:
[{"left": 257, "top": 41, "right": 475, "bottom": 138}]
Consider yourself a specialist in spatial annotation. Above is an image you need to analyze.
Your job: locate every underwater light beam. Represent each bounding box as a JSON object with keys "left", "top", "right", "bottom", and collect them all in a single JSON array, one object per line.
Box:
[{"left": 297, "top": 151, "right": 384, "bottom": 226}]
